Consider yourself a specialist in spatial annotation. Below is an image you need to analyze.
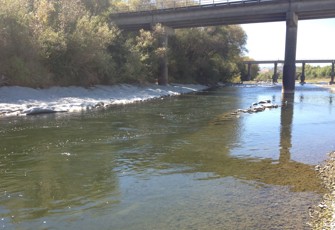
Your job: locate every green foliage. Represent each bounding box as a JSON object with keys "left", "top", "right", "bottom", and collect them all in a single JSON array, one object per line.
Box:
[
  {"left": 0, "top": 0, "right": 50, "bottom": 87},
  {"left": 238, "top": 57, "right": 260, "bottom": 81},
  {"left": 124, "top": 0, "right": 152, "bottom": 11},
  {"left": 0, "top": 0, "right": 249, "bottom": 87},
  {"left": 169, "top": 26, "right": 247, "bottom": 85},
  {"left": 255, "top": 72, "right": 272, "bottom": 82},
  {"left": 32, "top": 0, "right": 119, "bottom": 86},
  {"left": 297, "top": 64, "right": 332, "bottom": 79},
  {"left": 0, "top": 0, "right": 121, "bottom": 87},
  {"left": 80, "top": 0, "right": 113, "bottom": 15},
  {"left": 107, "top": 24, "right": 169, "bottom": 84}
]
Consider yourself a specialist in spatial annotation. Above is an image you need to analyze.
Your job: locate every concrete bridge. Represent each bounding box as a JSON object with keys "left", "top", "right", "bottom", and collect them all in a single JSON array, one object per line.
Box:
[
  {"left": 244, "top": 59, "right": 335, "bottom": 84},
  {"left": 110, "top": 0, "right": 335, "bottom": 93}
]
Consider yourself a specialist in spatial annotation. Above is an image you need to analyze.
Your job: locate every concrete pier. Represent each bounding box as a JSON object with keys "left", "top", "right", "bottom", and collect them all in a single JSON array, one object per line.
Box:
[
  {"left": 283, "top": 11, "right": 298, "bottom": 93},
  {"left": 331, "top": 61, "right": 335, "bottom": 84},
  {"left": 300, "top": 62, "right": 306, "bottom": 84},
  {"left": 247, "top": 63, "right": 252, "bottom": 81},
  {"left": 158, "top": 33, "right": 169, "bottom": 85},
  {"left": 157, "top": 26, "right": 174, "bottom": 85},
  {"left": 272, "top": 62, "right": 278, "bottom": 83}
]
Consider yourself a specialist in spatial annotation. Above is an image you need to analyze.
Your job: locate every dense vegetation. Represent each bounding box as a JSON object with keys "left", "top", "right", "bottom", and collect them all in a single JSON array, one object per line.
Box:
[
  {"left": 297, "top": 64, "right": 333, "bottom": 80},
  {"left": 0, "top": 0, "right": 249, "bottom": 88},
  {"left": 254, "top": 64, "right": 333, "bottom": 82}
]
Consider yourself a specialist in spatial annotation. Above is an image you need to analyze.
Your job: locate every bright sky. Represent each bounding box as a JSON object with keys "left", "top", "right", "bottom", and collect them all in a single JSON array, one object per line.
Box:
[{"left": 241, "top": 18, "right": 335, "bottom": 61}]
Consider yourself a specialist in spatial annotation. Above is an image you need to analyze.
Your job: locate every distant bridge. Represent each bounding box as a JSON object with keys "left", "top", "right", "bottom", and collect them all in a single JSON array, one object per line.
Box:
[
  {"left": 110, "top": 0, "right": 335, "bottom": 93},
  {"left": 244, "top": 59, "right": 335, "bottom": 84}
]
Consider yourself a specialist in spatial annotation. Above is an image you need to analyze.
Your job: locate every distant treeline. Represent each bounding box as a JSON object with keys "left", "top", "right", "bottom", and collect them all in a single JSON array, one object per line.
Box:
[
  {"left": 255, "top": 64, "right": 333, "bottom": 82},
  {"left": 297, "top": 65, "right": 333, "bottom": 79},
  {"left": 0, "top": 0, "right": 252, "bottom": 88}
]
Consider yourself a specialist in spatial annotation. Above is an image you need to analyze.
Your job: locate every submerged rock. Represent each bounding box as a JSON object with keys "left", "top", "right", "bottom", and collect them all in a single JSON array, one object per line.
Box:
[
  {"left": 244, "top": 100, "right": 279, "bottom": 114},
  {"left": 24, "top": 107, "right": 67, "bottom": 116},
  {"left": 93, "top": 102, "right": 105, "bottom": 110},
  {"left": 211, "top": 99, "right": 280, "bottom": 124},
  {"left": 258, "top": 100, "right": 271, "bottom": 104}
]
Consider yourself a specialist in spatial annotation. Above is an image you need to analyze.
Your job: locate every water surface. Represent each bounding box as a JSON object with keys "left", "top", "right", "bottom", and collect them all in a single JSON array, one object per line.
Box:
[{"left": 0, "top": 84, "right": 334, "bottom": 229}]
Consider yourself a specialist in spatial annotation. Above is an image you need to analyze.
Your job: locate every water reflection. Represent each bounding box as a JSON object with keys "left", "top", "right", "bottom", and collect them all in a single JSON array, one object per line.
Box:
[
  {"left": 159, "top": 92, "right": 321, "bottom": 193},
  {"left": 279, "top": 93, "right": 294, "bottom": 164}
]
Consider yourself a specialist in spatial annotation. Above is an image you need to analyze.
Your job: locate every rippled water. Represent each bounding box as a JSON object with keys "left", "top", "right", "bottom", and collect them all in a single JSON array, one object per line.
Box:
[{"left": 0, "top": 84, "right": 334, "bottom": 229}]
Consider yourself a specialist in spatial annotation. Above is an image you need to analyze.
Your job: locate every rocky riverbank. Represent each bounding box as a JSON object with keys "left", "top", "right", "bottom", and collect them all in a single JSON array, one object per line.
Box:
[
  {"left": 309, "top": 152, "right": 335, "bottom": 229},
  {"left": 309, "top": 83, "right": 335, "bottom": 229}
]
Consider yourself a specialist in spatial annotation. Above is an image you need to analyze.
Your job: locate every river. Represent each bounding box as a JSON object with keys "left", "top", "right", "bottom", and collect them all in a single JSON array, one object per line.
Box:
[{"left": 0, "top": 84, "right": 334, "bottom": 229}]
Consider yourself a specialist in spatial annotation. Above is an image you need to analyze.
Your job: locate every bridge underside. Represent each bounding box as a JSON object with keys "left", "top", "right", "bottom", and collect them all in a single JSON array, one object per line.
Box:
[
  {"left": 111, "top": 0, "right": 335, "bottom": 92},
  {"left": 111, "top": 0, "right": 335, "bottom": 30}
]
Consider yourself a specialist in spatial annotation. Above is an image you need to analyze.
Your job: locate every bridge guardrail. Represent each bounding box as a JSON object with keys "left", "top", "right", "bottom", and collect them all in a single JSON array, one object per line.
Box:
[{"left": 112, "top": 0, "right": 281, "bottom": 14}]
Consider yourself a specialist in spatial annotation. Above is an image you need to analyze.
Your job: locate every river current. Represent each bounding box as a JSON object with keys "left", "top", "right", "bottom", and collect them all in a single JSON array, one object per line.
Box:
[{"left": 0, "top": 84, "right": 334, "bottom": 229}]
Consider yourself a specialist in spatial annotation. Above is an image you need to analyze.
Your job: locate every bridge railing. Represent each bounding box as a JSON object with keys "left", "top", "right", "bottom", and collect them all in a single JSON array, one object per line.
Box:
[{"left": 114, "top": 0, "right": 275, "bottom": 13}]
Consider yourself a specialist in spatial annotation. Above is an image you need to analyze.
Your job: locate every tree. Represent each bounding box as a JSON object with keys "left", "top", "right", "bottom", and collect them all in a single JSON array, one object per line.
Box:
[
  {"left": 31, "top": 0, "right": 119, "bottom": 86},
  {"left": 111, "top": 24, "right": 168, "bottom": 84},
  {"left": 0, "top": 0, "right": 121, "bottom": 87},
  {"left": 169, "top": 25, "right": 247, "bottom": 85},
  {"left": 80, "top": 0, "right": 112, "bottom": 15},
  {"left": 0, "top": 0, "right": 49, "bottom": 87},
  {"left": 0, "top": 0, "right": 251, "bottom": 87},
  {"left": 238, "top": 57, "right": 259, "bottom": 81}
]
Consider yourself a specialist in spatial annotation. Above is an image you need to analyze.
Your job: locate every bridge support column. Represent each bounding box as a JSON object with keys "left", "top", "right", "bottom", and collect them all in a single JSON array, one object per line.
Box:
[
  {"left": 300, "top": 62, "right": 306, "bottom": 84},
  {"left": 272, "top": 62, "right": 278, "bottom": 84},
  {"left": 330, "top": 61, "right": 335, "bottom": 85},
  {"left": 247, "top": 63, "right": 252, "bottom": 81},
  {"left": 283, "top": 11, "right": 298, "bottom": 93},
  {"left": 157, "top": 25, "right": 174, "bottom": 85}
]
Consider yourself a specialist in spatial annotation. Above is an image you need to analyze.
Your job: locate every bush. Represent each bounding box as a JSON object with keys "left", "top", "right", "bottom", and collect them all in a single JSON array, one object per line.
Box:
[{"left": 0, "top": 0, "right": 120, "bottom": 87}]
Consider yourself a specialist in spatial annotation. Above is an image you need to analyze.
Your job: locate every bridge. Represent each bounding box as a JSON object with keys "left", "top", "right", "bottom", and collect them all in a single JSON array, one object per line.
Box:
[
  {"left": 110, "top": 0, "right": 335, "bottom": 93},
  {"left": 244, "top": 59, "right": 335, "bottom": 84}
]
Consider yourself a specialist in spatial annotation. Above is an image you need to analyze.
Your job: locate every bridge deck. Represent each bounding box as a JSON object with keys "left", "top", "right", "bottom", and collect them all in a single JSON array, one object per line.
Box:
[
  {"left": 110, "top": 0, "right": 335, "bottom": 89},
  {"left": 244, "top": 60, "right": 335, "bottom": 64},
  {"left": 110, "top": 0, "right": 335, "bottom": 30}
]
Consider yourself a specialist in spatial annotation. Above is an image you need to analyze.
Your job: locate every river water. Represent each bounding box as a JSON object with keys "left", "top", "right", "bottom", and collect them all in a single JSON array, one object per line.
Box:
[{"left": 0, "top": 84, "right": 334, "bottom": 229}]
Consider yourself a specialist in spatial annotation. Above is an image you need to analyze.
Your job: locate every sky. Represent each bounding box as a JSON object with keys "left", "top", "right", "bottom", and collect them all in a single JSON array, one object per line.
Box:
[{"left": 241, "top": 18, "right": 335, "bottom": 61}]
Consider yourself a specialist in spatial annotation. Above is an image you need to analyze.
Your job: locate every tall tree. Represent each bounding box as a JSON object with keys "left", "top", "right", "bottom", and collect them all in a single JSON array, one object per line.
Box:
[{"left": 169, "top": 25, "right": 247, "bottom": 85}]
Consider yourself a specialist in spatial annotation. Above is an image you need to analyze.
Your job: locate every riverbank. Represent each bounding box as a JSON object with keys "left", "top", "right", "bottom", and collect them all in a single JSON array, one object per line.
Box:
[
  {"left": 309, "top": 152, "right": 335, "bottom": 229},
  {"left": 0, "top": 84, "right": 208, "bottom": 117},
  {"left": 306, "top": 78, "right": 335, "bottom": 229}
]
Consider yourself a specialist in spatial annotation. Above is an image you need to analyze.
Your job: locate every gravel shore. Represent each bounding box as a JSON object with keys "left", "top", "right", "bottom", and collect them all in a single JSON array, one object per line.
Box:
[{"left": 309, "top": 152, "right": 335, "bottom": 229}]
